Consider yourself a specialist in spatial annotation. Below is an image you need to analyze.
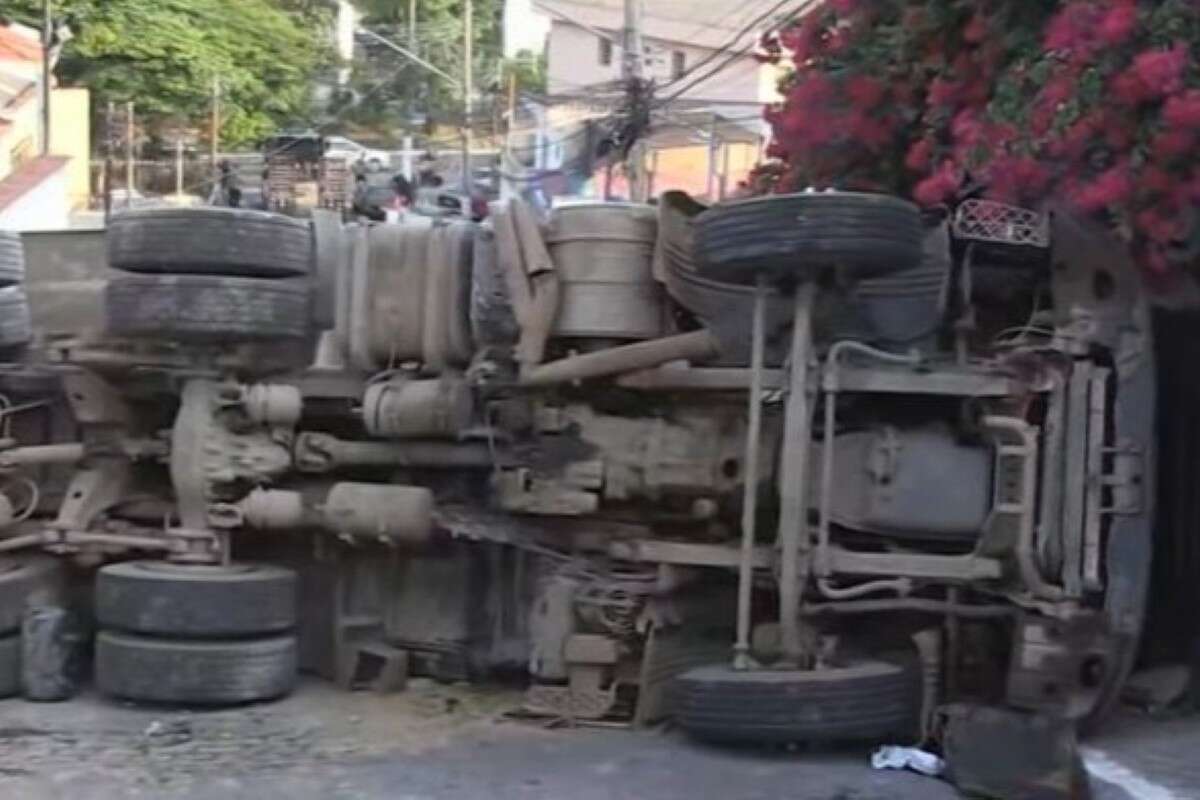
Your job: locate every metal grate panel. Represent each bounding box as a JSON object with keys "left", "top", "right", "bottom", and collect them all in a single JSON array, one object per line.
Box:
[{"left": 953, "top": 199, "right": 1050, "bottom": 248}]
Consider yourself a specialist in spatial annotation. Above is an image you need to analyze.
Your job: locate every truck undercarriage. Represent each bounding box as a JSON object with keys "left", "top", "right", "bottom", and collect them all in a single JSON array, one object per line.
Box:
[{"left": 0, "top": 192, "right": 1155, "bottom": 743}]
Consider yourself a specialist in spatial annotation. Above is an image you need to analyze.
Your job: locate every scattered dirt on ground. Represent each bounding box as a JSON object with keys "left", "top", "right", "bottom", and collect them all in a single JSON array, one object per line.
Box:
[{"left": 0, "top": 679, "right": 528, "bottom": 794}]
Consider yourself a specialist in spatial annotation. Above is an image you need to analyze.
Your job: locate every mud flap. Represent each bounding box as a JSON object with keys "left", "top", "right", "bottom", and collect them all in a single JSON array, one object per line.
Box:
[{"left": 940, "top": 704, "right": 1085, "bottom": 799}]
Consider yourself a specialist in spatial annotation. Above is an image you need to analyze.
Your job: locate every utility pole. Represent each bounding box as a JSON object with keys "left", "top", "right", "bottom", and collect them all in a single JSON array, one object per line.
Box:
[
  {"left": 622, "top": 0, "right": 646, "bottom": 202},
  {"left": 408, "top": 0, "right": 417, "bottom": 50},
  {"left": 506, "top": 71, "right": 517, "bottom": 146},
  {"left": 103, "top": 101, "right": 115, "bottom": 223},
  {"left": 211, "top": 78, "right": 221, "bottom": 171},
  {"left": 461, "top": 0, "right": 473, "bottom": 195},
  {"left": 706, "top": 113, "right": 720, "bottom": 200},
  {"left": 39, "top": 0, "right": 51, "bottom": 156},
  {"left": 622, "top": 0, "right": 643, "bottom": 83},
  {"left": 175, "top": 138, "right": 185, "bottom": 198},
  {"left": 125, "top": 101, "right": 135, "bottom": 206}
]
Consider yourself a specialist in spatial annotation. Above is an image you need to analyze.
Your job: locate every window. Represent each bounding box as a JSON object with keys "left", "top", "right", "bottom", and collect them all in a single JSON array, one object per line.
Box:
[
  {"left": 599, "top": 36, "right": 613, "bottom": 67},
  {"left": 672, "top": 51, "right": 686, "bottom": 79}
]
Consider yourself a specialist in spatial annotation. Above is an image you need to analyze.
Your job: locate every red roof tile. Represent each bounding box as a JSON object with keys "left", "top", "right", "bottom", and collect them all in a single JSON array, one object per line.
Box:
[
  {"left": 0, "top": 156, "right": 68, "bottom": 212},
  {"left": 0, "top": 27, "right": 41, "bottom": 64}
]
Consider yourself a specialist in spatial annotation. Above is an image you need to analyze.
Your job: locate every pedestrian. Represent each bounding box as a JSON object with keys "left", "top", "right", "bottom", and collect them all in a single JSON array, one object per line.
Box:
[
  {"left": 390, "top": 174, "right": 414, "bottom": 211},
  {"left": 209, "top": 160, "right": 242, "bottom": 208},
  {"left": 351, "top": 173, "right": 384, "bottom": 221}
]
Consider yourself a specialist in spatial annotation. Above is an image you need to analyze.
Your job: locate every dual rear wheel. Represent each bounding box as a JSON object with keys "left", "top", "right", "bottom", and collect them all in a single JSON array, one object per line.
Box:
[{"left": 94, "top": 561, "right": 298, "bottom": 705}]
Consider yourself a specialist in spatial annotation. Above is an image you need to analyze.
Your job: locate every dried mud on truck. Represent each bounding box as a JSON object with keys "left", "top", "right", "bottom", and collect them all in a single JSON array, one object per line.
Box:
[{"left": 0, "top": 193, "right": 1156, "bottom": 746}]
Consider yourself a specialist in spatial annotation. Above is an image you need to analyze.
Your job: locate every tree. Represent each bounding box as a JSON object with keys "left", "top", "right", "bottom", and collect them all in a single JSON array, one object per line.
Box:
[
  {"left": 503, "top": 49, "right": 547, "bottom": 96},
  {"left": 757, "top": 0, "right": 1200, "bottom": 273},
  {"left": 345, "top": 0, "right": 503, "bottom": 140},
  {"left": 3, "top": 0, "right": 332, "bottom": 147}
]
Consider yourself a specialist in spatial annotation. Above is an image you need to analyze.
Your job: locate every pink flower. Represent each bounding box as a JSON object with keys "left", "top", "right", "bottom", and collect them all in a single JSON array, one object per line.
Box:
[
  {"left": 1133, "top": 44, "right": 1188, "bottom": 97},
  {"left": 829, "top": 0, "right": 858, "bottom": 15},
  {"left": 1111, "top": 73, "right": 1150, "bottom": 107},
  {"left": 913, "top": 161, "right": 961, "bottom": 207},
  {"left": 1099, "top": 1, "right": 1138, "bottom": 46},
  {"left": 905, "top": 139, "right": 933, "bottom": 172},
  {"left": 983, "top": 156, "right": 1041, "bottom": 202},
  {"left": 1045, "top": 3, "right": 1100, "bottom": 53},
  {"left": 928, "top": 77, "right": 961, "bottom": 108},
  {"left": 963, "top": 14, "right": 988, "bottom": 44},
  {"left": 1072, "top": 162, "right": 1133, "bottom": 212},
  {"left": 1137, "top": 209, "right": 1180, "bottom": 244},
  {"left": 846, "top": 75, "right": 886, "bottom": 110},
  {"left": 1139, "top": 166, "right": 1174, "bottom": 196},
  {"left": 1144, "top": 246, "right": 1169, "bottom": 273},
  {"left": 985, "top": 123, "right": 1020, "bottom": 149},
  {"left": 1163, "top": 90, "right": 1200, "bottom": 130},
  {"left": 1031, "top": 105, "right": 1056, "bottom": 136},
  {"left": 952, "top": 109, "right": 985, "bottom": 146},
  {"left": 1041, "top": 75, "right": 1076, "bottom": 107},
  {"left": 1152, "top": 130, "right": 1196, "bottom": 162},
  {"left": 851, "top": 113, "right": 891, "bottom": 149},
  {"left": 1012, "top": 157, "right": 1051, "bottom": 195}
]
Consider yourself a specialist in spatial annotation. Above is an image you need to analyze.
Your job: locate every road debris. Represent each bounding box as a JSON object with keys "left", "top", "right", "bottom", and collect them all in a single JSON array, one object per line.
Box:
[{"left": 871, "top": 745, "right": 945, "bottom": 777}]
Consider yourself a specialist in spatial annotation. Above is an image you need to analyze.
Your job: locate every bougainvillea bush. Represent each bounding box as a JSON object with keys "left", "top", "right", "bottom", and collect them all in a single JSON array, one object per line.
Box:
[{"left": 756, "top": 0, "right": 1200, "bottom": 273}]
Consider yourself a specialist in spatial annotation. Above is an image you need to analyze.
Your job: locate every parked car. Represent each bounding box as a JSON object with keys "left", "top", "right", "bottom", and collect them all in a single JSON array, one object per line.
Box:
[{"left": 325, "top": 136, "right": 392, "bottom": 172}]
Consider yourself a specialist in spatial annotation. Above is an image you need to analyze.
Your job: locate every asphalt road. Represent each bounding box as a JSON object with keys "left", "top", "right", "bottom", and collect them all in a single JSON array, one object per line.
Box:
[{"left": 0, "top": 680, "right": 1188, "bottom": 799}]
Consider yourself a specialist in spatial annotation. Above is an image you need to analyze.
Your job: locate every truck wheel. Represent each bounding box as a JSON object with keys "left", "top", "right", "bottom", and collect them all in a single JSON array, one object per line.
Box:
[
  {"left": 694, "top": 193, "right": 924, "bottom": 285},
  {"left": 0, "top": 286, "right": 31, "bottom": 348},
  {"left": 672, "top": 659, "right": 919, "bottom": 744},
  {"left": 0, "top": 231, "right": 25, "bottom": 285},
  {"left": 105, "top": 275, "right": 311, "bottom": 341},
  {"left": 107, "top": 208, "right": 313, "bottom": 278},
  {"left": 96, "top": 561, "right": 297, "bottom": 638},
  {"left": 0, "top": 556, "right": 66, "bottom": 635},
  {"left": 96, "top": 631, "right": 297, "bottom": 705},
  {"left": 0, "top": 633, "right": 18, "bottom": 698}
]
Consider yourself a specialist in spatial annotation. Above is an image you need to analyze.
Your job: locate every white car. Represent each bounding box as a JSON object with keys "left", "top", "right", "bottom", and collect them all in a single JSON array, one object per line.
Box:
[{"left": 325, "top": 136, "right": 392, "bottom": 172}]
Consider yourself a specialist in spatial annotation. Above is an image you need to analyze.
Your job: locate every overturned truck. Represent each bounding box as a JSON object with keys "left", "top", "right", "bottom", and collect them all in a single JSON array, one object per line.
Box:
[{"left": 0, "top": 193, "right": 1153, "bottom": 740}]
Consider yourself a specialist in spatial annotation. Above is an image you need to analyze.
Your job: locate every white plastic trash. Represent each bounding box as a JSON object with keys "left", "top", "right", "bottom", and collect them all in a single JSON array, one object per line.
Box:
[{"left": 871, "top": 745, "right": 946, "bottom": 777}]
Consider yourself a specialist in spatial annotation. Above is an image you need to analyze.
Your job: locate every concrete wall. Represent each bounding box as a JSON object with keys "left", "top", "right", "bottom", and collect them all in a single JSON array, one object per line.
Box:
[
  {"left": 0, "top": 163, "right": 69, "bottom": 231},
  {"left": 648, "top": 141, "right": 759, "bottom": 200},
  {"left": 546, "top": 22, "right": 773, "bottom": 104},
  {"left": 50, "top": 88, "right": 91, "bottom": 209}
]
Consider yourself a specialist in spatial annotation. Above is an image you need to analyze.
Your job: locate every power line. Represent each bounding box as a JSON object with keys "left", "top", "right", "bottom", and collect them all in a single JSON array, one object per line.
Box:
[
  {"left": 671, "top": 0, "right": 780, "bottom": 61},
  {"left": 657, "top": 0, "right": 816, "bottom": 101},
  {"left": 656, "top": 0, "right": 819, "bottom": 110}
]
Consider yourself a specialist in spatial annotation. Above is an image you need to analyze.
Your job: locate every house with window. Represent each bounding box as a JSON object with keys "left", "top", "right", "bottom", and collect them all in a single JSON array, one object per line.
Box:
[
  {"left": 507, "top": 0, "right": 805, "bottom": 201},
  {"left": 535, "top": 0, "right": 784, "bottom": 104},
  {"left": 0, "top": 23, "right": 90, "bottom": 230}
]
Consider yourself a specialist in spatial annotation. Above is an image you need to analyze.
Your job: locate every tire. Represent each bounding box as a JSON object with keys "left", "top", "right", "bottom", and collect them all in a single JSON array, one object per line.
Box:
[
  {"left": 105, "top": 275, "right": 311, "bottom": 341},
  {"left": 0, "top": 556, "right": 66, "bottom": 635},
  {"left": 0, "top": 633, "right": 19, "bottom": 698},
  {"left": 0, "top": 286, "right": 32, "bottom": 347},
  {"left": 672, "top": 659, "right": 920, "bottom": 744},
  {"left": 96, "top": 631, "right": 297, "bottom": 705},
  {"left": 0, "top": 230, "right": 25, "bottom": 285},
  {"left": 694, "top": 193, "right": 924, "bottom": 285},
  {"left": 107, "top": 208, "right": 313, "bottom": 278},
  {"left": 96, "top": 561, "right": 296, "bottom": 638}
]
